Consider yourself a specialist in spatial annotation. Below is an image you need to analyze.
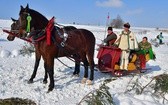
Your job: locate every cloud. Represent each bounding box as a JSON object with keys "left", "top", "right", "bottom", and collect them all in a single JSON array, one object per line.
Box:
[
  {"left": 125, "top": 9, "right": 143, "bottom": 15},
  {"left": 96, "top": 0, "right": 123, "bottom": 8}
]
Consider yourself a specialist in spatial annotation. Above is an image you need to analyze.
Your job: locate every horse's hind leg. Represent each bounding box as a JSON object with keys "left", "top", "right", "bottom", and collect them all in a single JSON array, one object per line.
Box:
[
  {"left": 28, "top": 53, "right": 41, "bottom": 84},
  {"left": 81, "top": 55, "right": 89, "bottom": 84},
  {"left": 83, "top": 59, "right": 89, "bottom": 78},
  {"left": 86, "top": 49, "right": 95, "bottom": 85}
]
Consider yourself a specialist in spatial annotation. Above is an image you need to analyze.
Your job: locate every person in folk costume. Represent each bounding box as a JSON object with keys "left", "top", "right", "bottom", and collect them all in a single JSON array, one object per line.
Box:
[
  {"left": 138, "top": 37, "right": 155, "bottom": 69},
  {"left": 115, "top": 23, "right": 139, "bottom": 72},
  {"left": 103, "top": 26, "right": 117, "bottom": 46}
]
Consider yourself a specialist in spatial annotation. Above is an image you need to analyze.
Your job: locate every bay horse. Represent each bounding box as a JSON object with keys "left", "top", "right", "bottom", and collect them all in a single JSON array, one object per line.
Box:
[
  {"left": 7, "top": 18, "right": 81, "bottom": 84},
  {"left": 17, "top": 5, "right": 95, "bottom": 92},
  {"left": 7, "top": 18, "right": 20, "bottom": 41}
]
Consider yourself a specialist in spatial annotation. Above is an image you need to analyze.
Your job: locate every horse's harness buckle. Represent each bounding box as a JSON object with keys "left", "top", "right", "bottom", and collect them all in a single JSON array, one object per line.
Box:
[{"left": 61, "top": 42, "right": 65, "bottom": 47}]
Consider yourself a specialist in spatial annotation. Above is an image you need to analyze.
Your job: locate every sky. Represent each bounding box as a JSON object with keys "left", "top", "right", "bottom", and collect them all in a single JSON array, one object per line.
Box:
[{"left": 0, "top": 0, "right": 168, "bottom": 28}]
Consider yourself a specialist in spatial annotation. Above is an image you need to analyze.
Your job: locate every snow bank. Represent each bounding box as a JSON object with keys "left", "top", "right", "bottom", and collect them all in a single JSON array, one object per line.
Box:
[
  {"left": 0, "top": 50, "right": 11, "bottom": 58},
  {"left": 0, "top": 49, "right": 21, "bottom": 58},
  {"left": 11, "top": 49, "right": 20, "bottom": 57}
]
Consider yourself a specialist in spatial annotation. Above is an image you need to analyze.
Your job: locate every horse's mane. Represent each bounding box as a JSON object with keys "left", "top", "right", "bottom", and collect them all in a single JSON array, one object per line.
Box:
[
  {"left": 26, "top": 8, "right": 49, "bottom": 30},
  {"left": 29, "top": 9, "right": 48, "bottom": 21}
]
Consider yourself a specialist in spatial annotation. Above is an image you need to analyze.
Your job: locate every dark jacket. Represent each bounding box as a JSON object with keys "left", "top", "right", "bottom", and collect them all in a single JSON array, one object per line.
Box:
[{"left": 104, "top": 32, "right": 117, "bottom": 46}]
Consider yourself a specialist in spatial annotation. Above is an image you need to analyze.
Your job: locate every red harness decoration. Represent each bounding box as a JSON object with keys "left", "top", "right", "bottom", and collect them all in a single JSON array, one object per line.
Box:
[
  {"left": 2, "top": 29, "right": 32, "bottom": 43},
  {"left": 3, "top": 29, "right": 46, "bottom": 44},
  {"left": 46, "top": 17, "right": 55, "bottom": 45}
]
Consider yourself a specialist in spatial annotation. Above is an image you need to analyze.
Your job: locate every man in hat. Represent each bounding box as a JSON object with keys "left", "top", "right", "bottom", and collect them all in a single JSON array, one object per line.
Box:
[
  {"left": 115, "top": 23, "right": 139, "bottom": 73},
  {"left": 103, "top": 26, "right": 117, "bottom": 46}
]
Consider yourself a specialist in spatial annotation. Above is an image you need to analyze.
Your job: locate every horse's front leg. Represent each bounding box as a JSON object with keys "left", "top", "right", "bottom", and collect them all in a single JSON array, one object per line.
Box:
[
  {"left": 28, "top": 51, "right": 41, "bottom": 84},
  {"left": 87, "top": 56, "right": 95, "bottom": 85}
]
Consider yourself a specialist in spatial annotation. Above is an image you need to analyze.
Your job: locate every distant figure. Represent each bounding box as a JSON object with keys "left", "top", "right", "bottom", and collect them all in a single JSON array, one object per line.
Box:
[
  {"left": 156, "top": 32, "right": 164, "bottom": 44},
  {"left": 103, "top": 26, "right": 117, "bottom": 46},
  {"left": 138, "top": 37, "right": 155, "bottom": 69},
  {"left": 115, "top": 22, "right": 139, "bottom": 71}
]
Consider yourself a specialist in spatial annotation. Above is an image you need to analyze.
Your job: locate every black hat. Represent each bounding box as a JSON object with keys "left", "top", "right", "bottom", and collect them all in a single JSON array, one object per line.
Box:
[
  {"left": 124, "top": 22, "right": 130, "bottom": 28},
  {"left": 107, "top": 27, "right": 113, "bottom": 31}
]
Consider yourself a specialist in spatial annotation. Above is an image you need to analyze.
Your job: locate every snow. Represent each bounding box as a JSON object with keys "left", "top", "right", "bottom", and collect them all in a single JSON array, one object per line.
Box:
[
  {"left": 0, "top": 50, "right": 11, "bottom": 58},
  {"left": 11, "top": 49, "right": 20, "bottom": 57},
  {"left": 1, "top": 20, "right": 168, "bottom": 105}
]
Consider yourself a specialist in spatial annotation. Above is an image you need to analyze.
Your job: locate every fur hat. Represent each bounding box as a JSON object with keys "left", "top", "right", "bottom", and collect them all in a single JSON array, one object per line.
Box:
[
  {"left": 107, "top": 26, "right": 113, "bottom": 31},
  {"left": 124, "top": 22, "right": 130, "bottom": 28}
]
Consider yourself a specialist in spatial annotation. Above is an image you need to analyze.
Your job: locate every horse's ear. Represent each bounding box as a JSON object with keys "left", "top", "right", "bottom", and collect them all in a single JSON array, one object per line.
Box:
[
  {"left": 11, "top": 17, "right": 17, "bottom": 22},
  {"left": 20, "top": 5, "right": 24, "bottom": 10},
  {"left": 26, "top": 4, "right": 29, "bottom": 10}
]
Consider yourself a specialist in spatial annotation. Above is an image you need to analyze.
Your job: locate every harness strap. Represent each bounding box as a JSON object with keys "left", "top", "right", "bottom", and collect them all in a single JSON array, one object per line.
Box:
[
  {"left": 46, "top": 17, "right": 55, "bottom": 45},
  {"left": 3, "top": 29, "right": 32, "bottom": 43},
  {"left": 56, "top": 58, "right": 73, "bottom": 69}
]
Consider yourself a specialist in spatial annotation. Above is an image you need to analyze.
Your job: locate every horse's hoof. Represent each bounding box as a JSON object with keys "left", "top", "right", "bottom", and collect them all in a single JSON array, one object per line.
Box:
[
  {"left": 47, "top": 90, "right": 51, "bottom": 93},
  {"left": 72, "top": 74, "right": 79, "bottom": 77},
  {"left": 81, "top": 78, "right": 87, "bottom": 84},
  {"left": 47, "top": 88, "right": 54, "bottom": 93},
  {"left": 27, "top": 80, "right": 33, "bottom": 84},
  {"left": 43, "top": 80, "right": 47, "bottom": 84},
  {"left": 75, "top": 74, "right": 80, "bottom": 77},
  {"left": 86, "top": 80, "right": 93, "bottom": 85}
]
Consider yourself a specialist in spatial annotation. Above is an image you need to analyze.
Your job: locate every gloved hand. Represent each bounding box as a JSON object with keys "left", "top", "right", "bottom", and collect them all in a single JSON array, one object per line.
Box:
[
  {"left": 112, "top": 43, "right": 118, "bottom": 47},
  {"left": 100, "top": 41, "right": 106, "bottom": 46},
  {"left": 145, "top": 50, "right": 149, "bottom": 53},
  {"left": 140, "top": 48, "right": 144, "bottom": 50},
  {"left": 103, "top": 42, "right": 106, "bottom": 46},
  {"left": 126, "top": 49, "right": 130, "bottom": 53}
]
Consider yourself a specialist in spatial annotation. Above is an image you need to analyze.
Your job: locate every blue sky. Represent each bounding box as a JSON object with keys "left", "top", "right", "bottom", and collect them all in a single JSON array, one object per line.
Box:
[{"left": 0, "top": 0, "right": 168, "bottom": 28}]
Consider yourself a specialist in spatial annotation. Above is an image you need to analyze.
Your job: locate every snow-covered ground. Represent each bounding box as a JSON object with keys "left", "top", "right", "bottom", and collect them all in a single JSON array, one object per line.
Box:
[{"left": 1, "top": 19, "right": 168, "bottom": 105}]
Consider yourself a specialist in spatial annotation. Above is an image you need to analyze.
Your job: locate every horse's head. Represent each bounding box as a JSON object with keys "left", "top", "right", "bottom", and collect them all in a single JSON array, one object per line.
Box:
[
  {"left": 18, "top": 4, "right": 32, "bottom": 37},
  {"left": 18, "top": 4, "right": 48, "bottom": 38},
  {"left": 7, "top": 18, "right": 20, "bottom": 41}
]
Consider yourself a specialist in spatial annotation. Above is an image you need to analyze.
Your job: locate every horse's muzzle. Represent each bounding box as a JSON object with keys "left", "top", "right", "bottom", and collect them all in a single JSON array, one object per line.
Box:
[{"left": 7, "top": 35, "right": 15, "bottom": 41}]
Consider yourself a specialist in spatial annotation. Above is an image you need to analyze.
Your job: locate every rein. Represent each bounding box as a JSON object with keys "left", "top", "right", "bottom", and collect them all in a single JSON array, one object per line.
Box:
[
  {"left": 3, "top": 29, "right": 32, "bottom": 43},
  {"left": 3, "top": 29, "right": 47, "bottom": 44}
]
